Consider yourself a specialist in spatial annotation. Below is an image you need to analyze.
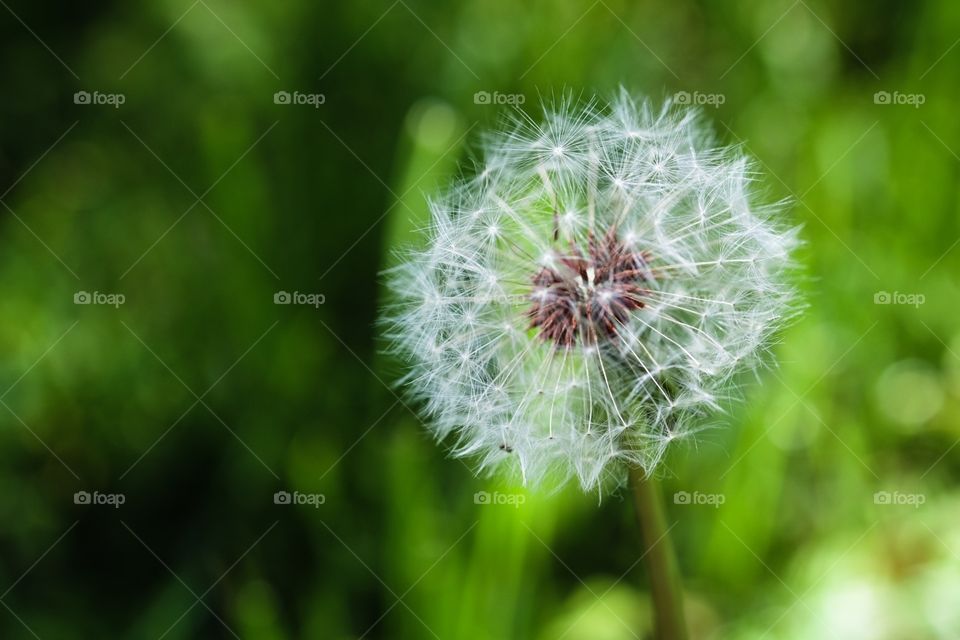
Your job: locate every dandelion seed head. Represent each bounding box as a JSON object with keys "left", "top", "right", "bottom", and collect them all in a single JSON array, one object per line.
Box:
[{"left": 384, "top": 90, "right": 799, "bottom": 493}]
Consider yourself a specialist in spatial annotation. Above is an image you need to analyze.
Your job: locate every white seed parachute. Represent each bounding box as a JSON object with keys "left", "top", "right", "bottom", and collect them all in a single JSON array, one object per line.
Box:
[{"left": 384, "top": 91, "right": 799, "bottom": 493}]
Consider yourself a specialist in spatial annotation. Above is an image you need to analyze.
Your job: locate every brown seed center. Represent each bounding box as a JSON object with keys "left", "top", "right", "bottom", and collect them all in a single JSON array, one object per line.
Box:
[{"left": 528, "top": 229, "right": 652, "bottom": 347}]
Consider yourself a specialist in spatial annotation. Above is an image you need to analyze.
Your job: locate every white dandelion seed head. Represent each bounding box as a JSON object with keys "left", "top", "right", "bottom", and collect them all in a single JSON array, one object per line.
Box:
[{"left": 384, "top": 90, "right": 800, "bottom": 494}]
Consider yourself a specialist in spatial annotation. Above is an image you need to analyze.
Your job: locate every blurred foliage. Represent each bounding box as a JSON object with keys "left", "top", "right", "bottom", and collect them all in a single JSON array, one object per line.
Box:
[{"left": 1, "top": 0, "right": 959, "bottom": 637}]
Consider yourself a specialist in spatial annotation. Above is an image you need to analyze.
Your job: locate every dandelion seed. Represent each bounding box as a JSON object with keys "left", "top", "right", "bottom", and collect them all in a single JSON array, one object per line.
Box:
[{"left": 384, "top": 90, "right": 799, "bottom": 493}]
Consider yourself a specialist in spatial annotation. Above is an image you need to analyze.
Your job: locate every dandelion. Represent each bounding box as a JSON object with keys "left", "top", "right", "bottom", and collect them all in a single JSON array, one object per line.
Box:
[{"left": 385, "top": 91, "right": 798, "bottom": 494}]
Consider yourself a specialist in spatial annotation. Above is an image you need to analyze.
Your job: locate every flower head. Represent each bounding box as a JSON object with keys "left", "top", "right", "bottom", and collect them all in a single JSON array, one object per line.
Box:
[{"left": 385, "top": 91, "right": 799, "bottom": 493}]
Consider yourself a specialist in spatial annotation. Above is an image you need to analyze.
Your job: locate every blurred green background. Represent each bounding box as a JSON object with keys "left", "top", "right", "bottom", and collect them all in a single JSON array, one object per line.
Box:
[{"left": 1, "top": 0, "right": 958, "bottom": 638}]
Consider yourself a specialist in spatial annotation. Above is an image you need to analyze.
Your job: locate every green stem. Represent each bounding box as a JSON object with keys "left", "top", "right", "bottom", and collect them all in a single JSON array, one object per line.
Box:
[{"left": 629, "top": 466, "right": 688, "bottom": 640}]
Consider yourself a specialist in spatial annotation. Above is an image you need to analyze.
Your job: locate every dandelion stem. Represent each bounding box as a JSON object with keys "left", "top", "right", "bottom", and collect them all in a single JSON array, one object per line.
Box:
[{"left": 629, "top": 466, "right": 687, "bottom": 640}]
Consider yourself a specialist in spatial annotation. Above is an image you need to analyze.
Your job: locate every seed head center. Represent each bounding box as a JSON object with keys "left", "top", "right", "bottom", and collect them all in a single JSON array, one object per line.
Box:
[{"left": 528, "top": 228, "right": 652, "bottom": 347}]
